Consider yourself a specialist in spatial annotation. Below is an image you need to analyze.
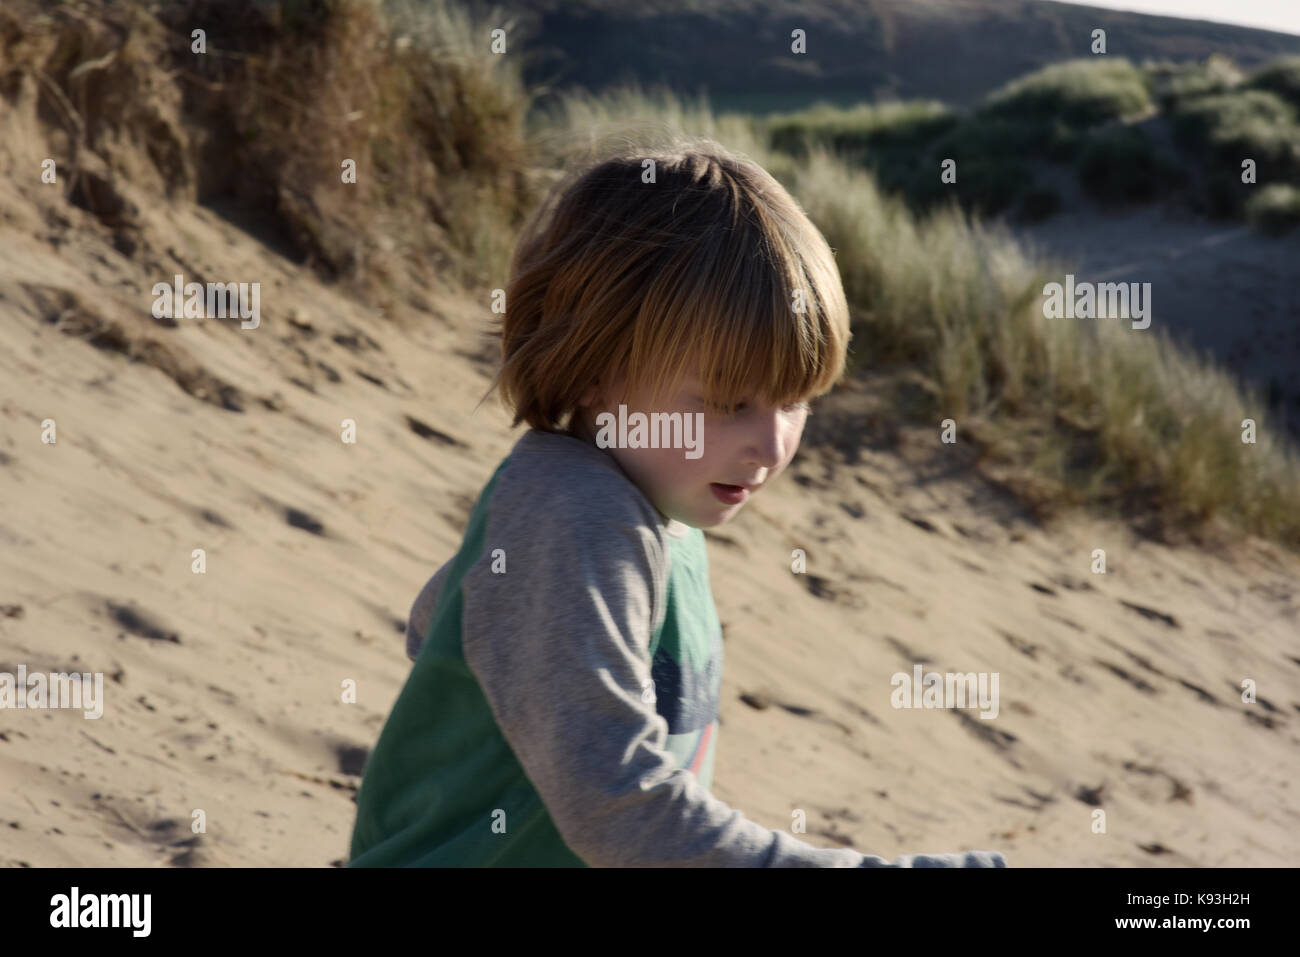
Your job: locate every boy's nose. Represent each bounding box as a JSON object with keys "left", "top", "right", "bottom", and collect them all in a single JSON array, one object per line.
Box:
[{"left": 742, "top": 412, "right": 788, "bottom": 470}]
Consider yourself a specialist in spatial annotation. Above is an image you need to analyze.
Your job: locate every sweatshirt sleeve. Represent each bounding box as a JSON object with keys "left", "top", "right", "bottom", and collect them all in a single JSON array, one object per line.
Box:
[
  {"left": 406, "top": 559, "right": 453, "bottom": 661},
  {"left": 458, "top": 467, "right": 1007, "bottom": 868}
]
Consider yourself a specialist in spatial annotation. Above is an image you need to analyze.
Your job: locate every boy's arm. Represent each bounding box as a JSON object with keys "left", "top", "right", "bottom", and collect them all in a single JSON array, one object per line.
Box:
[
  {"left": 406, "top": 559, "right": 453, "bottom": 661},
  {"left": 460, "top": 483, "right": 1006, "bottom": 868}
]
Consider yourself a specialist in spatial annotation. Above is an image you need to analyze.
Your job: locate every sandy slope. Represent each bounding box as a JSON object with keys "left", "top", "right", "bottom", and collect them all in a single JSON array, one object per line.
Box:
[{"left": 1, "top": 157, "right": 1298, "bottom": 868}]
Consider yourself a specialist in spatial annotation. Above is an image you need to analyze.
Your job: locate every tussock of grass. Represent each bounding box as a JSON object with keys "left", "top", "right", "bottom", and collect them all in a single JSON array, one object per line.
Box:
[
  {"left": 0, "top": 0, "right": 536, "bottom": 295},
  {"left": 522, "top": 81, "right": 795, "bottom": 186},
  {"left": 379, "top": 0, "right": 537, "bottom": 284}
]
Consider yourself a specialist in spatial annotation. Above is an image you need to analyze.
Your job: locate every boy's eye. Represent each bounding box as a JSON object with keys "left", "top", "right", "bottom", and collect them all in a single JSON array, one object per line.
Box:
[
  {"left": 703, "top": 401, "right": 745, "bottom": 415},
  {"left": 694, "top": 396, "right": 735, "bottom": 414},
  {"left": 700, "top": 399, "right": 808, "bottom": 416}
]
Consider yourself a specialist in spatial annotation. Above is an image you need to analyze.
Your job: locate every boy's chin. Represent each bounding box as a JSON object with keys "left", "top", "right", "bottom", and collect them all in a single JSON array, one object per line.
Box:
[
  {"left": 658, "top": 510, "right": 712, "bottom": 530},
  {"left": 657, "top": 496, "right": 743, "bottom": 529},
  {"left": 687, "top": 510, "right": 736, "bottom": 530}
]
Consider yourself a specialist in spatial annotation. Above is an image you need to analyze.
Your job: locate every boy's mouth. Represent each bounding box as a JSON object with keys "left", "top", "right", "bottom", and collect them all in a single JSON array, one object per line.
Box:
[{"left": 709, "top": 483, "right": 750, "bottom": 505}]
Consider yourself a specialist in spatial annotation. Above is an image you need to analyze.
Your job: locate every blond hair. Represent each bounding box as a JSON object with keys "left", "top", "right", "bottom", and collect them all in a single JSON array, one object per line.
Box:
[{"left": 479, "top": 137, "right": 852, "bottom": 432}]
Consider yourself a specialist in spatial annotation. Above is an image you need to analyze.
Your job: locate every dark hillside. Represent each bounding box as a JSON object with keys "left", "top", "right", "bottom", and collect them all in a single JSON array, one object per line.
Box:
[{"left": 484, "top": 0, "right": 1300, "bottom": 113}]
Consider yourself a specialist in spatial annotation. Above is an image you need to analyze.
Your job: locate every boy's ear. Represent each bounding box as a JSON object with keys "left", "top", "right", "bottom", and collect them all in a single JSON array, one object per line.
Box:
[{"left": 577, "top": 384, "right": 600, "bottom": 407}]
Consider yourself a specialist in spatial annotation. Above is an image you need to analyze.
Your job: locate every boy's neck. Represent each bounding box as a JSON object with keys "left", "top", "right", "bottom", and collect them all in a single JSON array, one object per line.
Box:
[{"left": 562, "top": 409, "right": 683, "bottom": 533}]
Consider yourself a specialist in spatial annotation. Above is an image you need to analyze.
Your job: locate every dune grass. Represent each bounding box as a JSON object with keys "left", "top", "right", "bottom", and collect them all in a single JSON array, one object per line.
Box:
[
  {"left": 525, "top": 84, "right": 1300, "bottom": 550},
  {"left": 377, "top": 0, "right": 537, "bottom": 286},
  {"left": 785, "top": 146, "right": 1297, "bottom": 542}
]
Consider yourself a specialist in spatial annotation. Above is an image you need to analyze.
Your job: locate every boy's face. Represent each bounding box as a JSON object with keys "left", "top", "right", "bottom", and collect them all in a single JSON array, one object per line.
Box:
[{"left": 568, "top": 371, "right": 810, "bottom": 529}]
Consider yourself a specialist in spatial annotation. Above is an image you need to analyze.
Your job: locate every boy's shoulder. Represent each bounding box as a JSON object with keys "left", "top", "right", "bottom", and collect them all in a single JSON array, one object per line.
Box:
[{"left": 497, "top": 429, "right": 693, "bottom": 545}]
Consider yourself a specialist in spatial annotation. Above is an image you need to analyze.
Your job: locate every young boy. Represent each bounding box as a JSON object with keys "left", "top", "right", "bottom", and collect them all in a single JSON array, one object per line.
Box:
[{"left": 348, "top": 139, "right": 1008, "bottom": 867}]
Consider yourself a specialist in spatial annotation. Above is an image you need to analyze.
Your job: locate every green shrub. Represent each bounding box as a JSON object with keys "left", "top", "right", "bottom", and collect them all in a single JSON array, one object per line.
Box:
[
  {"left": 983, "top": 58, "right": 1153, "bottom": 128},
  {"left": 1171, "top": 88, "right": 1296, "bottom": 139},
  {"left": 1077, "top": 126, "right": 1185, "bottom": 202},
  {"left": 1170, "top": 88, "right": 1300, "bottom": 204},
  {"left": 1172, "top": 90, "right": 1298, "bottom": 153},
  {"left": 1245, "top": 183, "right": 1300, "bottom": 234},
  {"left": 1247, "top": 55, "right": 1300, "bottom": 112},
  {"left": 1144, "top": 55, "right": 1244, "bottom": 110},
  {"left": 933, "top": 112, "right": 1081, "bottom": 162},
  {"left": 763, "top": 61, "right": 1159, "bottom": 222}
]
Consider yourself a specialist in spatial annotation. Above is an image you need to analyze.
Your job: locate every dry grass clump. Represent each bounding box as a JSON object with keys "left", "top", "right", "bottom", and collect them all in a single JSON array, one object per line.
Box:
[{"left": 0, "top": 0, "right": 538, "bottom": 296}]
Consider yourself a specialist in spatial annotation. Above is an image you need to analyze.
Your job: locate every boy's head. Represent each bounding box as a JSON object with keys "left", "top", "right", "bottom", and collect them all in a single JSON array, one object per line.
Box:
[{"left": 482, "top": 137, "right": 852, "bottom": 528}]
